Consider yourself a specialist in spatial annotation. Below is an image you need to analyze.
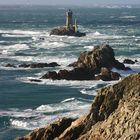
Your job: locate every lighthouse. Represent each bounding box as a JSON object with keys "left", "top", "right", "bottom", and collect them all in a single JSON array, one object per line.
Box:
[
  {"left": 66, "top": 9, "right": 73, "bottom": 30},
  {"left": 50, "top": 9, "right": 86, "bottom": 37}
]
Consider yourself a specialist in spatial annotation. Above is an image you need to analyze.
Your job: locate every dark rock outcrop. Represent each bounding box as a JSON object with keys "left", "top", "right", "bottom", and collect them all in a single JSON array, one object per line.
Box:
[
  {"left": 40, "top": 45, "right": 126, "bottom": 81},
  {"left": 95, "top": 67, "right": 121, "bottom": 81},
  {"left": 4, "top": 62, "right": 60, "bottom": 68},
  {"left": 69, "top": 44, "right": 127, "bottom": 72},
  {"left": 123, "top": 59, "right": 138, "bottom": 64},
  {"left": 50, "top": 27, "right": 86, "bottom": 37},
  {"left": 5, "top": 63, "right": 16, "bottom": 68},
  {"left": 16, "top": 73, "right": 140, "bottom": 140},
  {"left": 19, "top": 62, "right": 60, "bottom": 68},
  {"left": 41, "top": 67, "right": 95, "bottom": 80}
]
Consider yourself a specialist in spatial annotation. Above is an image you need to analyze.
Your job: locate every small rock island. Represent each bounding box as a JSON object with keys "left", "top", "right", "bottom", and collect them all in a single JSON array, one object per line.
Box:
[{"left": 50, "top": 9, "right": 86, "bottom": 37}]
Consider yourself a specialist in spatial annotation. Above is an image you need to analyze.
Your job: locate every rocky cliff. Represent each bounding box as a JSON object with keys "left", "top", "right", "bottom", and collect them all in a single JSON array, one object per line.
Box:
[{"left": 16, "top": 73, "right": 140, "bottom": 140}]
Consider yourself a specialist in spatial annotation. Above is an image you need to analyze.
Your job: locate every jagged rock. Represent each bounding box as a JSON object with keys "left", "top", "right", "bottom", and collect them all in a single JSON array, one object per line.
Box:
[
  {"left": 17, "top": 73, "right": 140, "bottom": 140},
  {"left": 29, "top": 79, "right": 42, "bottom": 82},
  {"left": 95, "top": 67, "right": 121, "bottom": 81},
  {"left": 123, "top": 59, "right": 137, "bottom": 64},
  {"left": 16, "top": 118, "right": 75, "bottom": 140},
  {"left": 69, "top": 44, "right": 128, "bottom": 73},
  {"left": 41, "top": 45, "right": 126, "bottom": 81},
  {"left": 41, "top": 67, "right": 95, "bottom": 80},
  {"left": 5, "top": 62, "right": 60, "bottom": 68},
  {"left": 50, "top": 27, "right": 86, "bottom": 37},
  {"left": 5, "top": 63, "right": 16, "bottom": 68},
  {"left": 19, "top": 62, "right": 60, "bottom": 68},
  {"left": 78, "top": 73, "right": 140, "bottom": 140}
]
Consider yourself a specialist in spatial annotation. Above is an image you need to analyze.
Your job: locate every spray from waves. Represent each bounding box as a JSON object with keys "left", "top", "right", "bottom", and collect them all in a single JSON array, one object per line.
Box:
[
  {"left": 0, "top": 44, "right": 30, "bottom": 55},
  {"left": 21, "top": 77, "right": 104, "bottom": 89},
  {"left": 1, "top": 97, "right": 91, "bottom": 130},
  {"left": 87, "top": 32, "right": 129, "bottom": 40},
  {"left": 0, "top": 30, "right": 41, "bottom": 35},
  {"left": 2, "top": 34, "right": 32, "bottom": 38},
  {"left": 119, "top": 16, "right": 136, "bottom": 19},
  {"left": 6, "top": 55, "right": 77, "bottom": 67},
  {"left": 84, "top": 45, "right": 94, "bottom": 50},
  {"left": 80, "top": 81, "right": 115, "bottom": 96}
]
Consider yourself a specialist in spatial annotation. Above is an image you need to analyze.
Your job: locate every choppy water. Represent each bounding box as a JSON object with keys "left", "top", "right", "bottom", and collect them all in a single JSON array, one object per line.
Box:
[{"left": 0, "top": 6, "right": 140, "bottom": 140}]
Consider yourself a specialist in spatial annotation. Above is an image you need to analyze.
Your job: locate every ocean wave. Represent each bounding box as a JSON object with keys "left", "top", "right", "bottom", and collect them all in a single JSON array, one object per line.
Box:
[
  {"left": 0, "top": 29, "right": 41, "bottom": 35},
  {"left": 119, "top": 16, "right": 136, "bottom": 19},
  {"left": 0, "top": 44, "right": 30, "bottom": 55},
  {"left": 7, "top": 55, "right": 77, "bottom": 67},
  {"left": 1, "top": 97, "right": 90, "bottom": 130},
  {"left": 61, "top": 97, "right": 75, "bottom": 103},
  {"left": 2, "top": 33, "right": 31, "bottom": 38},
  {"left": 80, "top": 81, "right": 114, "bottom": 96},
  {"left": 84, "top": 45, "right": 94, "bottom": 50},
  {"left": 21, "top": 77, "right": 100, "bottom": 89}
]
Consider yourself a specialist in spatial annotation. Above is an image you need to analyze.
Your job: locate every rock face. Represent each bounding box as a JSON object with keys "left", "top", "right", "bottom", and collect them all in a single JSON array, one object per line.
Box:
[
  {"left": 16, "top": 118, "right": 74, "bottom": 140},
  {"left": 16, "top": 73, "right": 140, "bottom": 140},
  {"left": 41, "top": 67, "right": 95, "bottom": 80},
  {"left": 95, "top": 67, "right": 121, "bottom": 81},
  {"left": 69, "top": 44, "right": 127, "bottom": 72},
  {"left": 40, "top": 44, "right": 128, "bottom": 81},
  {"left": 50, "top": 27, "right": 86, "bottom": 37},
  {"left": 5, "top": 62, "right": 60, "bottom": 68}
]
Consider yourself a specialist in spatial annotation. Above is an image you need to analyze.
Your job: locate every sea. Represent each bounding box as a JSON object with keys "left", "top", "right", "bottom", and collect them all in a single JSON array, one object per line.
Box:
[{"left": 0, "top": 5, "right": 140, "bottom": 140}]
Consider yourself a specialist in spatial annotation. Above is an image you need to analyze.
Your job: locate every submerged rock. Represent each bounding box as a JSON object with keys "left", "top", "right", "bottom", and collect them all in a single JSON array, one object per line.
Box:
[
  {"left": 5, "top": 63, "right": 16, "bottom": 68},
  {"left": 123, "top": 59, "right": 137, "bottom": 64},
  {"left": 16, "top": 73, "right": 140, "bottom": 140},
  {"left": 5, "top": 62, "right": 60, "bottom": 68}
]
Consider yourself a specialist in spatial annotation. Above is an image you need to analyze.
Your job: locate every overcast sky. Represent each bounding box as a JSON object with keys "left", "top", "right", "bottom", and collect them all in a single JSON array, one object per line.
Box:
[{"left": 0, "top": 0, "right": 140, "bottom": 5}]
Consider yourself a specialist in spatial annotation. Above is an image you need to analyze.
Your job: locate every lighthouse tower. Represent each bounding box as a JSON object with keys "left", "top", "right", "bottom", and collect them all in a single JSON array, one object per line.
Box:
[{"left": 66, "top": 9, "right": 73, "bottom": 30}]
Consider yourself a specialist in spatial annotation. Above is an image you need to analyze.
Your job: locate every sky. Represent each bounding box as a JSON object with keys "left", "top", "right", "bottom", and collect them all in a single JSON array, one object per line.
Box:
[{"left": 0, "top": 0, "right": 140, "bottom": 6}]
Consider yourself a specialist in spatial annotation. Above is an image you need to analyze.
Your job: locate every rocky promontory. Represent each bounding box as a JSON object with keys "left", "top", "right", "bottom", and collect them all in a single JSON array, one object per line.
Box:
[
  {"left": 39, "top": 44, "right": 129, "bottom": 81},
  {"left": 16, "top": 73, "right": 140, "bottom": 140}
]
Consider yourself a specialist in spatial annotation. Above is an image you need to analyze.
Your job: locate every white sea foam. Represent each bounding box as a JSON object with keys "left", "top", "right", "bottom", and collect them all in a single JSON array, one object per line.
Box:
[
  {"left": 61, "top": 97, "right": 75, "bottom": 103},
  {"left": 2, "top": 34, "right": 31, "bottom": 38},
  {"left": 0, "top": 44, "right": 29, "bottom": 55},
  {"left": 80, "top": 89, "right": 97, "bottom": 96},
  {"left": 0, "top": 29, "right": 41, "bottom": 35},
  {"left": 119, "top": 16, "right": 136, "bottom": 19},
  {"left": 0, "top": 97, "right": 91, "bottom": 130},
  {"left": 84, "top": 45, "right": 94, "bottom": 50}
]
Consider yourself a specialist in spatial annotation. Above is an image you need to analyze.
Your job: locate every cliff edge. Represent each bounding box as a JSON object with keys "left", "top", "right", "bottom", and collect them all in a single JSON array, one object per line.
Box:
[{"left": 16, "top": 73, "right": 140, "bottom": 140}]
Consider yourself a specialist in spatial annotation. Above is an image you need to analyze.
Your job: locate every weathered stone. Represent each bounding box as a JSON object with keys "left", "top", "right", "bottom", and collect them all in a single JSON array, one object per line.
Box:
[
  {"left": 5, "top": 62, "right": 60, "bottom": 68},
  {"left": 5, "top": 63, "right": 16, "bottom": 68},
  {"left": 41, "top": 67, "right": 95, "bottom": 80},
  {"left": 16, "top": 118, "right": 75, "bottom": 140},
  {"left": 16, "top": 73, "right": 140, "bottom": 140},
  {"left": 69, "top": 44, "right": 128, "bottom": 72},
  {"left": 19, "top": 62, "right": 60, "bottom": 68},
  {"left": 123, "top": 59, "right": 137, "bottom": 64}
]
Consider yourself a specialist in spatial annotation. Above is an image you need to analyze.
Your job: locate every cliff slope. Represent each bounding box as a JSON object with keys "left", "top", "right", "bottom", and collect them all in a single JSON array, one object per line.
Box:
[{"left": 16, "top": 73, "right": 140, "bottom": 140}]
